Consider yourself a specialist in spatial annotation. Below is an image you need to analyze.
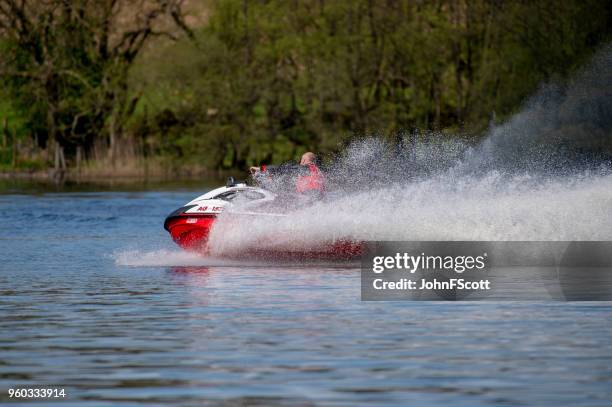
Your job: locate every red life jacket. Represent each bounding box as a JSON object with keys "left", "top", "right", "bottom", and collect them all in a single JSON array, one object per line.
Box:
[{"left": 296, "top": 163, "right": 325, "bottom": 193}]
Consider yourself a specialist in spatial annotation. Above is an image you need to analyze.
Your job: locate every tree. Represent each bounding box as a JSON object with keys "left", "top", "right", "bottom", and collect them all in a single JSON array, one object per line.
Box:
[{"left": 0, "top": 0, "right": 192, "bottom": 170}]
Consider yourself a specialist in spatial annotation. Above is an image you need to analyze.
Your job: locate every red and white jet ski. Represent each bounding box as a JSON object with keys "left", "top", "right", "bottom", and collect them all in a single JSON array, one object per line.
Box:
[{"left": 163, "top": 178, "right": 362, "bottom": 259}]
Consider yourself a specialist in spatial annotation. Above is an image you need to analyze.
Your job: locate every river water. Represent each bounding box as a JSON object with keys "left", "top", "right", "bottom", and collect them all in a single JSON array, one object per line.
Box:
[{"left": 1, "top": 183, "right": 611, "bottom": 406}]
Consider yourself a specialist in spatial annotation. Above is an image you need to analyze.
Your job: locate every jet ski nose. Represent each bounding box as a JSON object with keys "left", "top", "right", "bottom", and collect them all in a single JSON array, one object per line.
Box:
[{"left": 163, "top": 205, "right": 197, "bottom": 231}]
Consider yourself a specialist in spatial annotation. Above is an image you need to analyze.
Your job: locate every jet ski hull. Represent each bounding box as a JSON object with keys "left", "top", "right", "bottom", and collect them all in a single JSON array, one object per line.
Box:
[
  {"left": 165, "top": 213, "right": 362, "bottom": 258},
  {"left": 163, "top": 182, "right": 363, "bottom": 259},
  {"left": 164, "top": 213, "right": 216, "bottom": 250}
]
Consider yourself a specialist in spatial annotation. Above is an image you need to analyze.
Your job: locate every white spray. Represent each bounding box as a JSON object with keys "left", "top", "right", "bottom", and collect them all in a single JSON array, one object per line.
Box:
[{"left": 207, "top": 46, "right": 612, "bottom": 254}]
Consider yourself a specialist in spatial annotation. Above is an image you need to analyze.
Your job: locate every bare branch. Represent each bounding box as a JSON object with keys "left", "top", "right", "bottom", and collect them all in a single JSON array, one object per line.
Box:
[{"left": 170, "top": 0, "right": 195, "bottom": 40}]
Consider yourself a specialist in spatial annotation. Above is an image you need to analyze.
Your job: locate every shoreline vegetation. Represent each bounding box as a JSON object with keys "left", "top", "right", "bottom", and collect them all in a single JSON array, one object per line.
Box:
[
  {"left": 0, "top": 136, "right": 231, "bottom": 185},
  {"left": 1, "top": 0, "right": 611, "bottom": 181}
]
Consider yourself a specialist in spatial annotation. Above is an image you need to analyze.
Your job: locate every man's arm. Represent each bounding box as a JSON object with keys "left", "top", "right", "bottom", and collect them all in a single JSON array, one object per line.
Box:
[{"left": 251, "top": 162, "right": 301, "bottom": 177}]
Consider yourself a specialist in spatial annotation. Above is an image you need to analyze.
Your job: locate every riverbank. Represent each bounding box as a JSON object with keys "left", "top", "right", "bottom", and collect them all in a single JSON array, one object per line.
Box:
[
  {"left": 0, "top": 163, "right": 239, "bottom": 193},
  {"left": 1, "top": 158, "right": 234, "bottom": 179}
]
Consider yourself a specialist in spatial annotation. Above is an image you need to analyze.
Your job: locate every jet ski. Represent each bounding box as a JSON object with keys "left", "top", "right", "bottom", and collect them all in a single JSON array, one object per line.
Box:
[{"left": 163, "top": 177, "right": 362, "bottom": 259}]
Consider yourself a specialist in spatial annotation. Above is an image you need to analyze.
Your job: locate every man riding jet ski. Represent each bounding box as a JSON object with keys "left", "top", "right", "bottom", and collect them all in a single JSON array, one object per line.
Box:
[
  {"left": 163, "top": 152, "right": 362, "bottom": 258},
  {"left": 249, "top": 152, "right": 325, "bottom": 198}
]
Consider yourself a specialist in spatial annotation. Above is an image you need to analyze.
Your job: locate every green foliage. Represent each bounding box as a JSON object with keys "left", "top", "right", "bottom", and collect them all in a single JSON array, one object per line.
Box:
[
  {"left": 0, "top": 0, "right": 190, "bottom": 169},
  {"left": 3, "top": 0, "right": 612, "bottom": 171},
  {"left": 0, "top": 89, "right": 29, "bottom": 167},
  {"left": 0, "top": 10, "right": 108, "bottom": 148},
  {"left": 129, "top": 0, "right": 611, "bottom": 169},
  {"left": 0, "top": 158, "right": 45, "bottom": 172}
]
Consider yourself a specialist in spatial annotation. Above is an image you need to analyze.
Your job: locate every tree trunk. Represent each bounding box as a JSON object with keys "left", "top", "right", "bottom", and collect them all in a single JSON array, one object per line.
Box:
[
  {"left": 54, "top": 140, "right": 60, "bottom": 171},
  {"left": 52, "top": 140, "right": 65, "bottom": 184},
  {"left": 59, "top": 143, "right": 66, "bottom": 170},
  {"left": 2, "top": 118, "right": 7, "bottom": 148},
  {"left": 108, "top": 114, "right": 117, "bottom": 167},
  {"left": 12, "top": 130, "right": 17, "bottom": 168},
  {"left": 76, "top": 145, "right": 82, "bottom": 173},
  {"left": 53, "top": 140, "right": 66, "bottom": 171}
]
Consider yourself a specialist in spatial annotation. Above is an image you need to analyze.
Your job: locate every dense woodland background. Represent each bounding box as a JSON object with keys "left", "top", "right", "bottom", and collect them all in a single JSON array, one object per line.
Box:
[{"left": 0, "top": 0, "right": 611, "bottom": 176}]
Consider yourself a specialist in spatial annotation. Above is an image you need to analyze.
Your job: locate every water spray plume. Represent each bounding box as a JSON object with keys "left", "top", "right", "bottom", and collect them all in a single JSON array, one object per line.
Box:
[{"left": 205, "top": 45, "right": 612, "bottom": 254}]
